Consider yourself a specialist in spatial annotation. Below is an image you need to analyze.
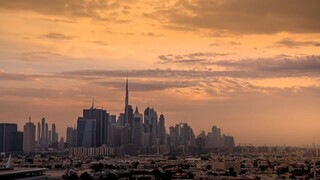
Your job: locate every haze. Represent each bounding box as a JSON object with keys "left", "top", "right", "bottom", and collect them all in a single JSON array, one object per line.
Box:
[{"left": 0, "top": 0, "right": 320, "bottom": 146}]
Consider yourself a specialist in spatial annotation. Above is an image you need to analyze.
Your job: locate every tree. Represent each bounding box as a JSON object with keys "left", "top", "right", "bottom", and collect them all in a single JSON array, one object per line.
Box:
[{"left": 80, "top": 172, "right": 93, "bottom": 180}]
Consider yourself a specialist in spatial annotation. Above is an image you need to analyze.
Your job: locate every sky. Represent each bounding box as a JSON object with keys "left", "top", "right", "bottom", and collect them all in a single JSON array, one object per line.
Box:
[{"left": 0, "top": 0, "right": 320, "bottom": 146}]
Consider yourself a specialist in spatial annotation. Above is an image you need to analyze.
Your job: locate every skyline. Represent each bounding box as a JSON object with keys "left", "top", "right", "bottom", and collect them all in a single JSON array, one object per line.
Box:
[{"left": 1, "top": 0, "right": 320, "bottom": 146}]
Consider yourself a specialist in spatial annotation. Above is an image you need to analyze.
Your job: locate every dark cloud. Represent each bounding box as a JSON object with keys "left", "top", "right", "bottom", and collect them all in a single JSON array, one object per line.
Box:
[
  {"left": 141, "top": 32, "right": 163, "bottom": 37},
  {"left": 1, "top": 55, "right": 320, "bottom": 84},
  {"left": 0, "top": 0, "right": 136, "bottom": 21},
  {"left": 18, "top": 51, "right": 62, "bottom": 62},
  {"left": 89, "top": 41, "right": 108, "bottom": 46},
  {"left": 0, "top": 72, "right": 41, "bottom": 81},
  {"left": 158, "top": 52, "right": 231, "bottom": 65},
  {"left": 273, "top": 38, "right": 320, "bottom": 48},
  {"left": 147, "top": 0, "right": 320, "bottom": 34},
  {"left": 214, "top": 56, "right": 320, "bottom": 74},
  {"left": 41, "top": 33, "right": 76, "bottom": 40},
  {"left": 95, "top": 80, "right": 196, "bottom": 91}
]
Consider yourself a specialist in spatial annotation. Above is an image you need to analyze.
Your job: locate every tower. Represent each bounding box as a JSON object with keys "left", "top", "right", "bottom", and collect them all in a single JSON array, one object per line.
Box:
[
  {"left": 23, "top": 117, "right": 36, "bottom": 153},
  {"left": 124, "top": 78, "right": 129, "bottom": 125}
]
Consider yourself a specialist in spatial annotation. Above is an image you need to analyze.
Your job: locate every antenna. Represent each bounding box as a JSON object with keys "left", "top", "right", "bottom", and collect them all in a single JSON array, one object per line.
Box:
[
  {"left": 29, "top": 116, "right": 31, "bottom": 123},
  {"left": 92, "top": 98, "right": 95, "bottom": 108}
]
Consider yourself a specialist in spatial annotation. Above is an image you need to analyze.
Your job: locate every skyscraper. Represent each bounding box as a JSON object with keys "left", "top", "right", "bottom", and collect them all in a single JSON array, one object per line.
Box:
[
  {"left": 132, "top": 107, "right": 143, "bottom": 146},
  {"left": 83, "top": 105, "right": 109, "bottom": 147},
  {"left": 37, "top": 122, "right": 40, "bottom": 144},
  {"left": 52, "top": 123, "right": 58, "bottom": 144},
  {"left": 66, "top": 127, "right": 77, "bottom": 147},
  {"left": 158, "top": 113, "right": 166, "bottom": 145},
  {"left": 124, "top": 78, "right": 129, "bottom": 125},
  {"left": 144, "top": 107, "right": 158, "bottom": 146},
  {"left": 23, "top": 117, "right": 36, "bottom": 153},
  {"left": 77, "top": 118, "right": 96, "bottom": 147},
  {"left": 41, "top": 118, "right": 45, "bottom": 147},
  {"left": 0, "top": 123, "right": 23, "bottom": 152},
  {"left": 45, "top": 122, "right": 48, "bottom": 146}
]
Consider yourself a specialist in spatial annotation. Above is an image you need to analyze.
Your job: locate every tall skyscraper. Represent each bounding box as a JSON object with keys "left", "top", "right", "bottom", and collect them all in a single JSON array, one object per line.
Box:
[
  {"left": 45, "top": 122, "right": 48, "bottom": 146},
  {"left": 132, "top": 107, "right": 143, "bottom": 146},
  {"left": 41, "top": 118, "right": 45, "bottom": 147},
  {"left": 48, "top": 130, "right": 52, "bottom": 145},
  {"left": 158, "top": 113, "right": 166, "bottom": 145},
  {"left": 77, "top": 118, "right": 96, "bottom": 147},
  {"left": 144, "top": 107, "right": 158, "bottom": 146},
  {"left": 52, "top": 123, "right": 58, "bottom": 144},
  {"left": 23, "top": 117, "right": 36, "bottom": 153},
  {"left": 0, "top": 123, "right": 23, "bottom": 152},
  {"left": 37, "top": 122, "right": 40, "bottom": 144},
  {"left": 211, "top": 126, "right": 222, "bottom": 148},
  {"left": 66, "top": 127, "right": 77, "bottom": 147},
  {"left": 124, "top": 78, "right": 129, "bottom": 125},
  {"left": 83, "top": 105, "right": 109, "bottom": 147}
]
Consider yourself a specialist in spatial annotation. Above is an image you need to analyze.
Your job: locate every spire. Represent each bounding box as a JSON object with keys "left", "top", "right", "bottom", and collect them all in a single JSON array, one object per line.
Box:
[
  {"left": 28, "top": 116, "right": 31, "bottom": 123},
  {"left": 134, "top": 106, "right": 139, "bottom": 114},
  {"left": 124, "top": 77, "right": 129, "bottom": 124},
  {"left": 91, "top": 98, "right": 95, "bottom": 109}
]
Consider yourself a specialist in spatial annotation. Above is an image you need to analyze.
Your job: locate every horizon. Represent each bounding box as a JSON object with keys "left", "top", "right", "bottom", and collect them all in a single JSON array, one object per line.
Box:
[{"left": 1, "top": 0, "right": 320, "bottom": 147}]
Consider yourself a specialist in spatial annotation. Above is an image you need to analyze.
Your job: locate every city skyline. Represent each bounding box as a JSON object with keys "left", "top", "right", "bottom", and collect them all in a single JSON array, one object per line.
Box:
[{"left": 1, "top": 0, "right": 320, "bottom": 146}]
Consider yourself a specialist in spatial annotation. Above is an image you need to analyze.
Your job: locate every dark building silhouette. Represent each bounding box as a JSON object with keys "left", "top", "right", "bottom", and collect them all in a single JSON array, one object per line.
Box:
[
  {"left": 77, "top": 118, "right": 96, "bottom": 147},
  {"left": 158, "top": 113, "right": 166, "bottom": 145},
  {"left": 82, "top": 102, "right": 110, "bottom": 147},
  {"left": 0, "top": 123, "right": 23, "bottom": 152}
]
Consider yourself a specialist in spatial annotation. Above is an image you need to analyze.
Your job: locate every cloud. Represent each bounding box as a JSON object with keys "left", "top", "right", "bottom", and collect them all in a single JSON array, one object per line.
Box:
[
  {"left": 158, "top": 52, "right": 231, "bottom": 65},
  {"left": 141, "top": 32, "right": 163, "bottom": 37},
  {"left": 1, "top": 55, "right": 320, "bottom": 84},
  {"left": 95, "top": 80, "right": 197, "bottom": 91},
  {"left": 147, "top": 0, "right": 320, "bottom": 34},
  {"left": 40, "top": 33, "right": 76, "bottom": 40},
  {"left": 273, "top": 38, "right": 320, "bottom": 48},
  {"left": 214, "top": 56, "right": 320, "bottom": 74},
  {"left": 0, "top": 0, "right": 136, "bottom": 22},
  {"left": 89, "top": 41, "right": 108, "bottom": 46}
]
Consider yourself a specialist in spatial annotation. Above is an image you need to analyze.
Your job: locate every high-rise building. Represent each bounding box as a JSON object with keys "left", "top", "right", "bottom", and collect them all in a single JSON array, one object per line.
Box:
[
  {"left": 212, "top": 126, "right": 222, "bottom": 148},
  {"left": 144, "top": 107, "right": 158, "bottom": 146},
  {"left": 223, "top": 135, "right": 235, "bottom": 149},
  {"left": 45, "top": 122, "right": 48, "bottom": 146},
  {"left": 83, "top": 105, "right": 109, "bottom": 147},
  {"left": 132, "top": 107, "right": 143, "bottom": 146},
  {"left": 169, "top": 123, "right": 195, "bottom": 152},
  {"left": 77, "top": 118, "right": 96, "bottom": 147},
  {"left": 110, "top": 115, "right": 116, "bottom": 124},
  {"left": 158, "top": 113, "right": 166, "bottom": 145},
  {"left": 52, "top": 123, "right": 58, "bottom": 144},
  {"left": 41, "top": 118, "right": 45, "bottom": 147},
  {"left": 37, "top": 122, "right": 40, "bottom": 144},
  {"left": 23, "top": 117, "right": 36, "bottom": 153},
  {"left": 0, "top": 123, "right": 23, "bottom": 152},
  {"left": 48, "top": 130, "right": 52, "bottom": 145},
  {"left": 66, "top": 127, "right": 77, "bottom": 147}
]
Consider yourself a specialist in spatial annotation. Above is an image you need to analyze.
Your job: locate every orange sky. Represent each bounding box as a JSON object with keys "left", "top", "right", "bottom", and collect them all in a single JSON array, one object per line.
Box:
[{"left": 0, "top": 0, "right": 320, "bottom": 146}]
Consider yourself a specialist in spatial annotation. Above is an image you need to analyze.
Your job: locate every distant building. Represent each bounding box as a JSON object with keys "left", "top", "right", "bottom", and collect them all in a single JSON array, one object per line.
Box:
[
  {"left": 66, "top": 126, "right": 77, "bottom": 147},
  {"left": 144, "top": 107, "right": 158, "bottom": 146},
  {"left": 51, "top": 123, "right": 58, "bottom": 144},
  {"left": 132, "top": 107, "right": 143, "bottom": 146},
  {"left": 0, "top": 123, "right": 23, "bottom": 152},
  {"left": 223, "top": 135, "right": 235, "bottom": 149},
  {"left": 77, "top": 118, "right": 96, "bottom": 147},
  {"left": 83, "top": 105, "right": 110, "bottom": 147},
  {"left": 158, "top": 113, "right": 166, "bottom": 145},
  {"left": 37, "top": 122, "right": 40, "bottom": 144},
  {"left": 23, "top": 118, "right": 36, "bottom": 153}
]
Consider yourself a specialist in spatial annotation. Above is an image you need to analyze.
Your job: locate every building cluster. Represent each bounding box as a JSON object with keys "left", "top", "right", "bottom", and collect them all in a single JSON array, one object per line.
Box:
[{"left": 0, "top": 79, "right": 235, "bottom": 156}]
